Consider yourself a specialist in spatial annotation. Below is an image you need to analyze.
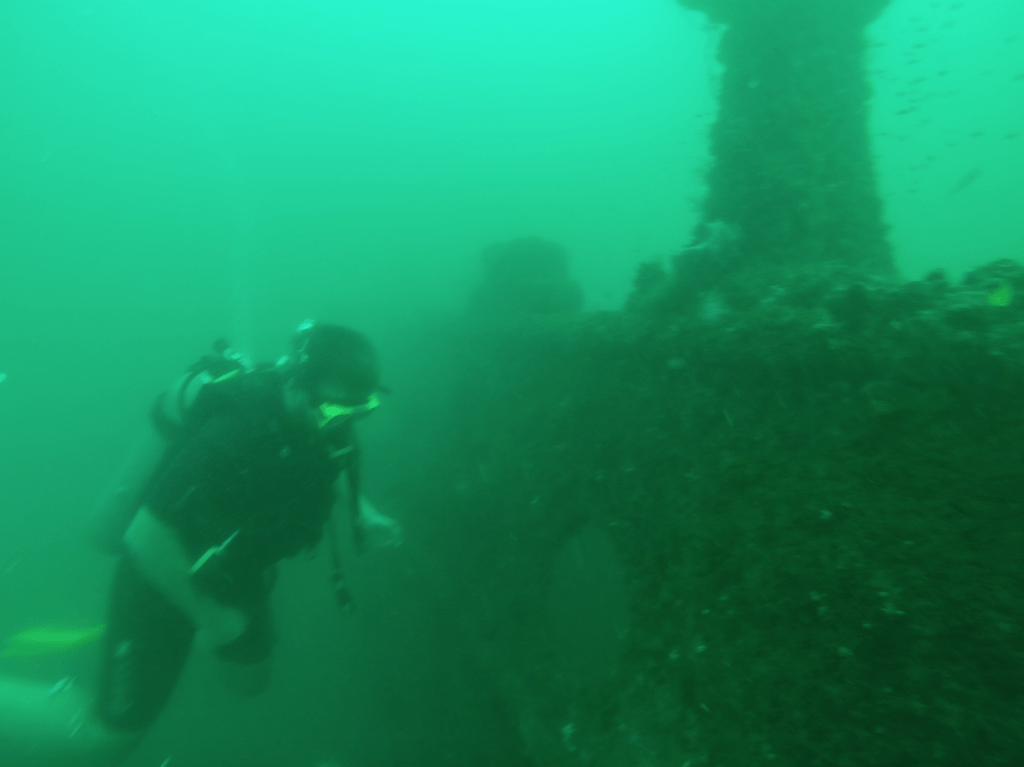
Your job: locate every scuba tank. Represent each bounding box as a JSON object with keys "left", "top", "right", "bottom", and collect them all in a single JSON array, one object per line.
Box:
[{"left": 88, "top": 341, "right": 248, "bottom": 555}]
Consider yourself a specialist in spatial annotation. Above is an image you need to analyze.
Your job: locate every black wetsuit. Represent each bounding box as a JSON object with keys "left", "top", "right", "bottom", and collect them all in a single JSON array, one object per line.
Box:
[{"left": 96, "top": 371, "right": 345, "bottom": 731}]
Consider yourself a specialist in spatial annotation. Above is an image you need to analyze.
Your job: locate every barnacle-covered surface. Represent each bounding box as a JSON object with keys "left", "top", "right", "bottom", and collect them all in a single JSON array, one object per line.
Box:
[
  {"left": 388, "top": 2, "right": 1021, "bottom": 764},
  {"left": 667, "top": 0, "right": 896, "bottom": 307},
  {"left": 410, "top": 260, "right": 1024, "bottom": 766}
]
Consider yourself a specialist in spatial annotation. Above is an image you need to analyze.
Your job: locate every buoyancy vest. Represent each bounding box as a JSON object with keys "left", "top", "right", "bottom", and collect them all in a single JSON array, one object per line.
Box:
[{"left": 90, "top": 340, "right": 363, "bottom": 611}]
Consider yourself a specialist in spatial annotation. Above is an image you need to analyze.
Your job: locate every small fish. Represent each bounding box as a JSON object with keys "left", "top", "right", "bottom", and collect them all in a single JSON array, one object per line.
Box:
[
  {"left": 950, "top": 167, "right": 983, "bottom": 194},
  {"left": 47, "top": 676, "right": 76, "bottom": 701},
  {"left": 987, "top": 280, "right": 1014, "bottom": 307}
]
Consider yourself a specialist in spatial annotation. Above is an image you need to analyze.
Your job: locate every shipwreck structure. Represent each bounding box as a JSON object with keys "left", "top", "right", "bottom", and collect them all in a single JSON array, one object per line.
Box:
[{"left": 394, "top": 1, "right": 1024, "bottom": 765}]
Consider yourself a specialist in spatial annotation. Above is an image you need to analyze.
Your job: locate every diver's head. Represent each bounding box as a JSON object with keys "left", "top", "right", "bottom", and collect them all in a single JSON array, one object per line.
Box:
[{"left": 283, "top": 320, "right": 381, "bottom": 430}]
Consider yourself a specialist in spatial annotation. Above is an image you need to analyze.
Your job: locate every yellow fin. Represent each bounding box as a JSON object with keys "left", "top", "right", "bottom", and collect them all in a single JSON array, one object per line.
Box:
[
  {"left": 987, "top": 280, "right": 1013, "bottom": 306},
  {"left": 1, "top": 625, "right": 105, "bottom": 658}
]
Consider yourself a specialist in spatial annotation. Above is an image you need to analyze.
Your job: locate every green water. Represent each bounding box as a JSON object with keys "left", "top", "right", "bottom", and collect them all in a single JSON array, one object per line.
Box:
[{"left": 1, "top": 1, "right": 1021, "bottom": 765}]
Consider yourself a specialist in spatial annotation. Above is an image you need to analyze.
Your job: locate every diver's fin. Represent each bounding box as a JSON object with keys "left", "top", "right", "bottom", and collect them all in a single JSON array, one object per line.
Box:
[
  {"left": 1, "top": 626, "right": 105, "bottom": 658},
  {"left": 0, "top": 675, "right": 141, "bottom": 766}
]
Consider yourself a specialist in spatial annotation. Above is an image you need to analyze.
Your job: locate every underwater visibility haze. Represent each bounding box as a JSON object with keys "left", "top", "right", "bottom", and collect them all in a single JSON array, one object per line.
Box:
[{"left": 1, "top": 0, "right": 1023, "bottom": 765}]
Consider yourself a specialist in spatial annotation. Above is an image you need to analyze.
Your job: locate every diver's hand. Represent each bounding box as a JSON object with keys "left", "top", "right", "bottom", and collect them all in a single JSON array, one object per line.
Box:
[
  {"left": 356, "top": 503, "right": 404, "bottom": 550},
  {"left": 194, "top": 602, "right": 249, "bottom": 651}
]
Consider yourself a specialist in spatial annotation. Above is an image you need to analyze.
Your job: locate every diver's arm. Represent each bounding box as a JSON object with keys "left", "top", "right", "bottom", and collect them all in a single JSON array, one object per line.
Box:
[{"left": 123, "top": 506, "right": 247, "bottom": 647}]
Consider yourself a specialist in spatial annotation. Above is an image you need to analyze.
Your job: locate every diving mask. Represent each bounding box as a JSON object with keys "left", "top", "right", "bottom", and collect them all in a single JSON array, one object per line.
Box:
[{"left": 317, "top": 392, "right": 380, "bottom": 429}]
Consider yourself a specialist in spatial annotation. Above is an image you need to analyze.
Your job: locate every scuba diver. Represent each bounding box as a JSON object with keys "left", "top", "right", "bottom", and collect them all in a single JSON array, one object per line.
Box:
[{"left": 0, "top": 320, "right": 403, "bottom": 766}]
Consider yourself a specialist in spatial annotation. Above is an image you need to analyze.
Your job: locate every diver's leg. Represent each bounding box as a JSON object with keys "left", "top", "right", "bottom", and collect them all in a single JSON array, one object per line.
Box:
[
  {"left": 213, "top": 593, "right": 274, "bottom": 697},
  {"left": 0, "top": 554, "right": 196, "bottom": 765},
  {"left": 0, "top": 676, "right": 142, "bottom": 767},
  {"left": 87, "top": 555, "right": 195, "bottom": 760}
]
